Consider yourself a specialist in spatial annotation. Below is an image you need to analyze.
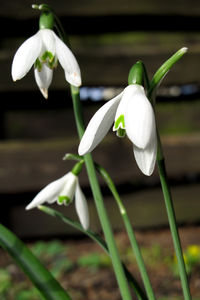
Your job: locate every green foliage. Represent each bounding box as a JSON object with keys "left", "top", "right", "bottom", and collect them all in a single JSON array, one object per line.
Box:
[
  {"left": 31, "top": 240, "right": 66, "bottom": 258},
  {"left": 15, "top": 287, "right": 43, "bottom": 300},
  {"left": 0, "top": 269, "right": 11, "bottom": 294},
  {"left": 0, "top": 233, "right": 72, "bottom": 300},
  {"left": 77, "top": 252, "right": 112, "bottom": 270},
  {"left": 1, "top": 238, "right": 200, "bottom": 299},
  {"left": 124, "top": 244, "right": 165, "bottom": 270},
  {"left": 157, "top": 101, "right": 200, "bottom": 136},
  {"left": 171, "top": 244, "right": 200, "bottom": 276},
  {"left": 0, "top": 273, "right": 43, "bottom": 300},
  {"left": 31, "top": 240, "right": 74, "bottom": 278},
  {"left": 158, "top": 298, "right": 200, "bottom": 300}
]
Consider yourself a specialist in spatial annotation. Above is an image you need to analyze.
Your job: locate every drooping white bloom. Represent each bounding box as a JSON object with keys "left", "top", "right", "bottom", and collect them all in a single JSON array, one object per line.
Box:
[
  {"left": 78, "top": 84, "right": 157, "bottom": 176},
  {"left": 12, "top": 28, "right": 81, "bottom": 98},
  {"left": 26, "top": 172, "right": 89, "bottom": 230}
]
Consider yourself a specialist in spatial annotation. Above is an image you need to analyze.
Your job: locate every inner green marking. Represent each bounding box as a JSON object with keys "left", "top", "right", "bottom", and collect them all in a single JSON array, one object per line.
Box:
[
  {"left": 34, "top": 58, "right": 42, "bottom": 71},
  {"left": 41, "top": 51, "right": 54, "bottom": 63},
  {"left": 48, "top": 56, "right": 58, "bottom": 69},
  {"left": 58, "top": 195, "right": 71, "bottom": 205},
  {"left": 117, "top": 128, "right": 126, "bottom": 138},
  {"left": 114, "top": 115, "right": 125, "bottom": 130}
]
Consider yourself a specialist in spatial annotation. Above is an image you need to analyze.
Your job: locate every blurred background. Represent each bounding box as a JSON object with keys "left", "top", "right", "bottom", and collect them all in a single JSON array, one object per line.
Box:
[
  {"left": 1, "top": 0, "right": 200, "bottom": 238},
  {"left": 0, "top": 0, "right": 200, "bottom": 237},
  {"left": 0, "top": 1, "right": 200, "bottom": 299}
]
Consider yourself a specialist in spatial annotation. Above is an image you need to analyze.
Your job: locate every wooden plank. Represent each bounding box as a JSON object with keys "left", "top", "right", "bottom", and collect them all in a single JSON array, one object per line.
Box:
[
  {"left": 0, "top": 95, "right": 199, "bottom": 194},
  {"left": 1, "top": 32, "right": 200, "bottom": 89},
  {"left": 2, "top": 0, "right": 200, "bottom": 17},
  {"left": 10, "top": 183, "right": 200, "bottom": 237},
  {"left": 0, "top": 98, "right": 200, "bottom": 192},
  {"left": 0, "top": 132, "right": 200, "bottom": 194}
]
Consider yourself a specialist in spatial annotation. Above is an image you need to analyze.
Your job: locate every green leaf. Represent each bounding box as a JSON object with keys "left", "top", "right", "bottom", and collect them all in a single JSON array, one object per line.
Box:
[
  {"left": 0, "top": 224, "right": 71, "bottom": 300},
  {"left": 148, "top": 47, "right": 188, "bottom": 99}
]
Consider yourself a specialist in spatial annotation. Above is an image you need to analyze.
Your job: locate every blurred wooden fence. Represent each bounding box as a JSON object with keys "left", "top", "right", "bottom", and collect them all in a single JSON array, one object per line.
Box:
[{"left": 0, "top": 0, "right": 200, "bottom": 237}]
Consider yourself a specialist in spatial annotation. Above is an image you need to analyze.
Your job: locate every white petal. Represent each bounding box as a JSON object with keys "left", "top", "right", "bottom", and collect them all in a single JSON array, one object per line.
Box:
[
  {"left": 53, "top": 32, "right": 81, "bottom": 86},
  {"left": 133, "top": 133, "right": 157, "bottom": 176},
  {"left": 26, "top": 173, "right": 69, "bottom": 210},
  {"left": 114, "top": 90, "right": 129, "bottom": 122},
  {"left": 124, "top": 85, "right": 156, "bottom": 149},
  {"left": 12, "top": 32, "right": 42, "bottom": 81},
  {"left": 64, "top": 70, "right": 81, "bottom": 87},
  {"left": 78, "top": 92, "right": 123, "bottom": 155},
  {"left": 34, "top": 64, "right": 53, "bottom": 99},
  {"left": 75, "top": 182, "right": 89, "bottom": 230},
  {"left": 59, "top": 172, "right": 78, "bottom": 201},
  {"left": 39, "top": 29, "right": 56, "bottom": 56}
]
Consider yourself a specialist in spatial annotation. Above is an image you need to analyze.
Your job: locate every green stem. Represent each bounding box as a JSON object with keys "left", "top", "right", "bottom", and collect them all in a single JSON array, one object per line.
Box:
[
  {"left": 96, "top": 164, "right": 156, "bottom": 300},
  {"left": 157, "top": 135, "right": 191, "bottom": 300},
  {"left": 70, "top": 85, "right": 132, "bottom": 300},
  {"left": 39, "top": 205, "right": 147, "bottom": 300},
  {"left": 146, "top": 47, "right": 190, "bottom": 299}
]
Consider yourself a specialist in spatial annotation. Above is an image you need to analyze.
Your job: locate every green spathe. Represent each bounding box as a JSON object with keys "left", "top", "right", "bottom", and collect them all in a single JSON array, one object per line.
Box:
[{"left": 39, "top": 11, "right": 54, "bottom": 30}]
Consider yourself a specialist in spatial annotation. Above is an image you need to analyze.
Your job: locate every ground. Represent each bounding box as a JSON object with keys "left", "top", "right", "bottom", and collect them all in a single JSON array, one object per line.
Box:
[{"left": 0, "top": 225, "right": 200, "bottom": 300}]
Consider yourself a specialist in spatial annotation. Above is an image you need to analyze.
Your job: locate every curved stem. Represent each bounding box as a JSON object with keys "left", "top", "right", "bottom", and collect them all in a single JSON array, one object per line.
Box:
[
  {"left": 70, "top": 85, "right": 132, "bottom": 300},
  {"left": 96, "top": 164, "right": 156, "bottom": 300},
  {"left": 156, "top": 134, "right": 191, "bottom": 300}
]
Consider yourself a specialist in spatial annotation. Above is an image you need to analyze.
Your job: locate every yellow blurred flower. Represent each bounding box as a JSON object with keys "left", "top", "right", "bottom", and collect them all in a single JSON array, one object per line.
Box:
[{"left": 186, "top": 245, "right": 200, "bottom": 259}]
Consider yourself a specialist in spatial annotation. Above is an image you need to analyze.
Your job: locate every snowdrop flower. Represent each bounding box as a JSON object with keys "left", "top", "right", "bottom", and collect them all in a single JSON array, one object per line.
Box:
[
  {"left": 12, "top": 28, "right": 81, "bottom": 98},
  {"left": 78, "top": 84, "right": 157, "bottom": 176},
  {"left": 26, "top": 172, "right": 89, "bottom": 229}
]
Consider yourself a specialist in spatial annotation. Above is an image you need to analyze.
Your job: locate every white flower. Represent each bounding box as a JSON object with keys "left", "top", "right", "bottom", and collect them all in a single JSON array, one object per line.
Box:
[
  {"left": 26, "top": 172, "right": 89, "bottom": 230},
  {"left": 78, "top": 84, "right": 157, "bottom": 176},
  {"left": 12, "top": 28, "right": 81, "bottom": 98}
]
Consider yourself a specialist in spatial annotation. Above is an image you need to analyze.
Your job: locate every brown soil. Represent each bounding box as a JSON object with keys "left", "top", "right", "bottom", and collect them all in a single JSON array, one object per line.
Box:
[{"left": 1, "top": 225, "right": 200, "bottom": 300}]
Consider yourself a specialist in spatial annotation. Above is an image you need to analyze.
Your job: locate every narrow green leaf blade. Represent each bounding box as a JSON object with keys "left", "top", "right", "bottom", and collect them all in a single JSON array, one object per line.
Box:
[
  {"left": 148, "top": 47, "right": 188, "bottom": 98},
  {"left": 0, "top": 224, "right": 71, "bottom": 300},
  {"left": 39, "top": 205, "right": 108, "bottom": 254}
]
